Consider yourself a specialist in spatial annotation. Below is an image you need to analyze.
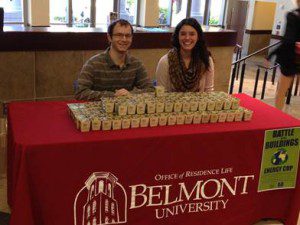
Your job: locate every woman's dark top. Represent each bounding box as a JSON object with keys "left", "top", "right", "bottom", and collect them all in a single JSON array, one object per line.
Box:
[{"left": 268, "top": 8, "right": 300, "bottom": 76}]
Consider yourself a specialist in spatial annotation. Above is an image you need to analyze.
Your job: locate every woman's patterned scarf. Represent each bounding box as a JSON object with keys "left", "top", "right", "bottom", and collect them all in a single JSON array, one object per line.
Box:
[{"left": 168, "top": 48, "right": 202, "bottom": 92}]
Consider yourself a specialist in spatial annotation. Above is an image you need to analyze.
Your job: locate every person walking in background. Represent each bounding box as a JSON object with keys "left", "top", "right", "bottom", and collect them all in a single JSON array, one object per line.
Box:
[
  {"left": 267, "top": 0, "right": 300, "bottom": 110},
  {"left": 75, "top": 19, "right": 153, "bottom": 100},
  {"left": 155, "top": 18, "right": 214, "bottom": 92}
]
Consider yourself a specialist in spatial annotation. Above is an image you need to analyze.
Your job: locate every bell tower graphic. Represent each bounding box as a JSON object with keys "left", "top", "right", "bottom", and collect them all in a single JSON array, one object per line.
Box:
[{"left": 81, "top": 172, "right": 124, "bottom": 225}]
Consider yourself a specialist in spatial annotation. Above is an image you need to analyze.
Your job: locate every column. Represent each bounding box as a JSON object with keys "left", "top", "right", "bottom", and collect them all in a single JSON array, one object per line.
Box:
[
  {"left": 139, "top": 0, "right": 159, "bottom": 27},
  {"left": 190, "top": 0, "right": 202, "bottom": 23},
  {"left": 28, "top": 0, "right": 49, "bottom": 26}
]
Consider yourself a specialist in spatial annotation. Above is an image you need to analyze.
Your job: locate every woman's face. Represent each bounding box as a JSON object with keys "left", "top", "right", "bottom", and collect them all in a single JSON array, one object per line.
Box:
[{"left": 178, "top": 25, "right": 199, "bottom": 52}]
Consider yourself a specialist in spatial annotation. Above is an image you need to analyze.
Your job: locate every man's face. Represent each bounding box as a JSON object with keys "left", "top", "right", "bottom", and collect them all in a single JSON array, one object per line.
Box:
[{"left": 108, "top": 23, "right": 133, "bottom": 53}]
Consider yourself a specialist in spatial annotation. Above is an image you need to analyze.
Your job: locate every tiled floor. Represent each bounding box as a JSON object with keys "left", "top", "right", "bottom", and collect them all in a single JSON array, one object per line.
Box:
[{"left": 0, "top": 56, "right": 299, "bottom": 224}]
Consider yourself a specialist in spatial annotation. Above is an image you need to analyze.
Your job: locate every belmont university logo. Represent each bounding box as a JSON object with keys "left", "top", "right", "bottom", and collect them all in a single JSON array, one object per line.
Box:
[
  {"left": 74, "top": 170, "right": 255, "bottom": 225},
  {"left": 74, "top": 172, "right": 127, "bottom": 225}
]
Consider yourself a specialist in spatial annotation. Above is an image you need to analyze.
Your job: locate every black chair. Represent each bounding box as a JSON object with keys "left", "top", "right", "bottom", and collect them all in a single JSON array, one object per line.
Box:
[{"left": 0, "top": 8, "right": 3, "bottom": 32}]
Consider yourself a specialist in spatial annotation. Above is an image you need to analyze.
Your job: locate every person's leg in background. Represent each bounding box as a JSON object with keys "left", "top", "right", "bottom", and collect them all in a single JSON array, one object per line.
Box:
[{"left": 275, "top": 73, "right": 295, "bottom": 110}]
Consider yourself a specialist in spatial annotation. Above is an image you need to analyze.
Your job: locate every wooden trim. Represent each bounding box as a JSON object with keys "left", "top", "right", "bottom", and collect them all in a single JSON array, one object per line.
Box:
[
  {"left": 136, "top": 0, "right": 140, "bottom": 26},
  {"left": 90, "top": 0, "right": 96, "bottom": 27},
  {"left": 23, "top": 0, "right": 29, "bottom": 26},
  {"left": 31, "top": 25, "right": 50, "bottom": 27},
  {"left": 186, "top": 0, "right": 192, "bottom": 18},
  {"left": 114, "top": 0, "right": 119, "bottom": 12},
  {"left": 0, "top": 28, "right": 237, "bottom": 51},
  {"left": 0, "top": 8, "right": 3, "bottom": 32},
  {"left": 245, "top": 29, "right": 272, "bottom": 35},
  {"left": 68, "top": 0, "right": 72, "bottom": 27},
  {"left": 271, "top": 34, "right": 282, "bottom": 40},
  {"left": 203, "top": 0, "right": 210, "bottom": 25}
]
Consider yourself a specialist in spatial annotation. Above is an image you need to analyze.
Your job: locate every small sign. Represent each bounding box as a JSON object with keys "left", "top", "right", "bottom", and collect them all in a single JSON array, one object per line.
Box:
[
  {"left": 258, "top": 127, "right": 300, "bottom": 192},
  {"left": 109, "top": 12, "right": 119, "bottom": 24}
]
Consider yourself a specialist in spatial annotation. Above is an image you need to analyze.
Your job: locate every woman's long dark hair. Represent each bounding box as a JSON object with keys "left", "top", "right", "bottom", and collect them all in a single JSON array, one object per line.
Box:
[{"left": 171, "top": 18, "right": 211, "bottom": 71}]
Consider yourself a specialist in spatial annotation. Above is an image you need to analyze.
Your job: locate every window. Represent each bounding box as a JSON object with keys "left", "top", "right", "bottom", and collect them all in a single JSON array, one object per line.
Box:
[
  {"left": 105, "top": 199, "right": 109, "bottom": 212},
  {"left": 208, "top": 0, "right": 226, "bottom": 26},
  {"left": 90, "top": 185, "right": 95, "bottom": 199},
  {"left": 92, "top": 200, "right": 97, "bottom": 214},
  {"left": 47, "top": 0, "right": 226, "bottom": 27},
  {"left": 107, "top": 183, "right": 112, "bottom": 197},
  {"left": 95, "top": 0, "right": 113, "bottom": 26},
  {"left": 0, "top": 0, "right": 23, "bottom": 23},
  {"left": 119, "top": 0, "right": 137, "bottom": 25},
  {"left": 171, "top": 0, "right": 188, "bottom": 27},
  {"left": 87, "top": 205, "right": 91, "bottom": 218},
  {"left": 50, "top": 0, "right": 68, "bottom": 24},
  {"left": 190, "top": 0, "right": 206, "bottom": 25},
  {"left": 111, "top": 203, "right": 115, "bottom": 215},
  {"left": 157, "top": 0, "right": 227, "bottom": 27},
  {"left": 158, "top": 0, "right": 171, "bottom": 25},
  {"left": 98, "top": 180, "right": 104, "bottom": 193},
  {"left": 73, "top": 0, "right": 91, "bottom": 27}
]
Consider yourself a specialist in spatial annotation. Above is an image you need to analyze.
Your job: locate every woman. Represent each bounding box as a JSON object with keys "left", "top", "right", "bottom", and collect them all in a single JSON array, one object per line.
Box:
[
  {"left": 155, "top": 18, "right": 214, "bottom": 92},
  {"left": 267, "top": 0, "right": 300, "bottom": 110}
]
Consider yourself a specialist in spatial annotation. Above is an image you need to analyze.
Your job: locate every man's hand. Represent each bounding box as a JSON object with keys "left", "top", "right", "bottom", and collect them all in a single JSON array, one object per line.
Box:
[{"left": 115, "top": 88, "right": 130, "bottom": 97}]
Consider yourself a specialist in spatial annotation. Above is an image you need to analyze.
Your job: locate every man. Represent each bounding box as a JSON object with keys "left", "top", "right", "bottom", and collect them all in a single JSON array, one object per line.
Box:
[{"left": 75, "top": 19, "right": 153, "bottom": 100}]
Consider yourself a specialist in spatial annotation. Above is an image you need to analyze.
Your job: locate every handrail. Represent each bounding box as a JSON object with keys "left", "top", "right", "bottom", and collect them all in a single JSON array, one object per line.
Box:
[
  {"left": 234, "top": 44, "right": 243, "bottom": 81},
  {"left": 232, "top": 41, "right": 281, "bottom": 65},
  {"left": 235, "top": 44, "right": 242, "bottom": 50},
  {"left": 229, "top": 41, "right": 282, "bottom": 95},
  {"left": 257, "top": 63, "right": 280, "bottom": 70}
]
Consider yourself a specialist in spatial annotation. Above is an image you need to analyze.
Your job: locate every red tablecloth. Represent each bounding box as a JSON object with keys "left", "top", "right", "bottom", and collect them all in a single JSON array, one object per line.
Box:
[{"left": 7, "top": 94, "right": 300, "bottom": 225}]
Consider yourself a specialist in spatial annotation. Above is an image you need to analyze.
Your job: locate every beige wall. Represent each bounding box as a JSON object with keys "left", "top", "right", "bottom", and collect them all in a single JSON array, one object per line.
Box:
[
  {"left": 252, "top": 1, "right": 276, "bottom": 30},
  {"left": 241, "top": 0, "right": 277, "bottom": 54},
  {"left": 210, "top": 47, "right": 235, "bottom": 92},
  {"left": 246, "top": 1, "right": 276, "bottom": 55},
  {"left": 130, "top": 49, "right": 168, "bottom": 78},
  {"left": 0, "top": 52, "right": 35, "bottom": 100},
  {"left": 0, "top": 47, "right": 234, "bottom": 101},
  {"left": 248, "top": 34, "right": 271, "bottom": 55}
]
